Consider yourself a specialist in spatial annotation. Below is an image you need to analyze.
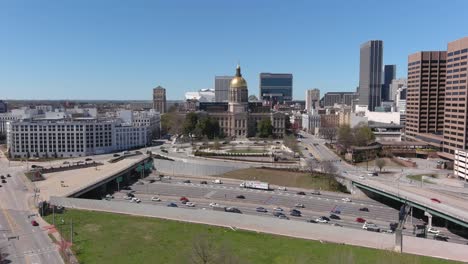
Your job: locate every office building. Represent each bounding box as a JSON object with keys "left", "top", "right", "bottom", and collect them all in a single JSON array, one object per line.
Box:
[
  {"left": 454, "top": 149, "right": 468, "bottom": 180},
  {"left": 443, "top": 37, "right": 468, "bottom": 155},
  {"left": 322, "top": 92, "right": 355, "bottom": 107},
  {"left": 382, "top": 65, "right": 396, "bottom": 102},
  {"left": 259, "top": 73, "right": 293, "bottom": 105},
  {"left": 358, "top": 40, "right": 383, "bottom": 111},
  {"left": 390, "top": 78, "right": 407, "bottom": 102},
  {"left": 0, "top": 100, "right": 7, "bottom": 113},
  {"left": 305, "top": 89, "right": 320, "bottom": 113},
  {"left": 405, "top": 51, "right": 446, "bottom": 140},
  {"left": 215, "top": 76, "right": 233, "bottom": 102},
  {"left": 153, "top": 86, "right": 167, "bottom": 114}
]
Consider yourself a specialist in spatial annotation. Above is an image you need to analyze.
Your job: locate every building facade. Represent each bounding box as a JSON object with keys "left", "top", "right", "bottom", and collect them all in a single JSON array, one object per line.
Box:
[
  {"left": 358, "top": 40, "right": 383, "bottom": 111},
  {"left": 443, "top": 37, "right": 468, "bottom": 155},
  {"left": 322, "top": 92, "right": 355, "bottom": 107},
  {"left": 405, "top": 51, "right": 446, "bottom": 140},
  {"left": 305, "top": 89, "right": 320, "bottom": 113},
  {"left": 259, "top": 73, "right": 293, "bottom": 105},
  {"left": 215, "top": 76, "right": 233, "bottom": 102},
  {"left": 454, "top": 149, "right": 468, "bottom": 180},
  {"left": 382, "top": 65, "right": 396, "bottom": 102},
  {"left": 153, "top": 86, "right": 167, "bottom": 114}
]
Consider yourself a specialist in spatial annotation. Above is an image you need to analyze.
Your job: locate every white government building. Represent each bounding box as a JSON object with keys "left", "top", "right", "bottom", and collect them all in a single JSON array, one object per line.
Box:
[{"left": 6, "top": 108, "right": 160, "bottom": 158}]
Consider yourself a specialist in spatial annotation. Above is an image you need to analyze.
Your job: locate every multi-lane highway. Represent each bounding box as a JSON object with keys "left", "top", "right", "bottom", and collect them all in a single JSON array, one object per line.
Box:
[
  {"left": 108, "top": 177, "right": 468, "bottom": 244},
  {"left": 0, "top": 153, "right": 63, "bottom": 264}
]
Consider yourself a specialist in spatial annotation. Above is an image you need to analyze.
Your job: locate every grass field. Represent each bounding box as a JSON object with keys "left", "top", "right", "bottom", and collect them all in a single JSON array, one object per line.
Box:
[
  {"left": 219, "top": 168, "right": 347, "bottom": 192},
  {"left": 44, "top": 209, "right": 458, "bottom": 264}
]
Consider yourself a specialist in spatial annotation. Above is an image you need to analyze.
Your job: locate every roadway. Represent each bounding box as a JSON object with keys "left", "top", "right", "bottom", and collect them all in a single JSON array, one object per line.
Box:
[
  {"left": 0, "top": 152, "right": 63, "bottom": 264},
  {"left": 110, "top": 177, "right": 468, "bottom": 244}
]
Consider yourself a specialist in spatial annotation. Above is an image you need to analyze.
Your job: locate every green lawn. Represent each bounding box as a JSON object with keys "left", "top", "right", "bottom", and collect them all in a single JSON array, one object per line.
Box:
[
  {"left": 44, "top": 209, "right": 458, "bottom": 264},
  {"left": 219, "top": 168, "right": 347, "bottom": 192}
]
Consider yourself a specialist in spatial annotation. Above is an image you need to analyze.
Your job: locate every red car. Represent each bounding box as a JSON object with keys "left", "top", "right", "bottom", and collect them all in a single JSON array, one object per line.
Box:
[
  {"left": 180, "top": 197, "right": 189, "bottom": 204},
  {"left": 31, "top": 220, "right": 39, "bottom": 226},
  {"left": 431, "top": 198, "right": 441, "bottom": 203},
  {"left": 356, "top": 217, "right": 366, "bottom": 223}
]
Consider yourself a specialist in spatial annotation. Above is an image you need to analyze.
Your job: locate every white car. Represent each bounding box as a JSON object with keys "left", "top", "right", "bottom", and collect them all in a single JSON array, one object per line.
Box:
[
  {"left": 427, "top": 227, "right": 440, "bottom": 235},
  {"left": 151, "top": 196, "right": 161, "bottom": 202},
  {"left": 124, "top": 196, "right": 132, "bottom": 200},
  {"left": 315, "top": 217, "right": 329, "bottom": 223},
  {"left": 342, "top": 198, "right": 352, "bottom": 202},
  {"left": 209, "top": 202, "right": 219, "bottom": 207},
  {"left": 362, "top": 222, "right": 378, "bottom": 230},
  {"left": 277, "top": 186, "right": 287, "bottom": 191},
  {"left": 294, "top": 203, "right": 305, "bottom": 208},
  {"left": 185, "top": 202, "right": 195, "bottom": 207},
  {"left": 130, "top": 198, "right": 141, "bottom": 203},
  {"left": 273, "top": 207, "right": 283, "bottom": 212},
  {"left": 359, "top": 176, "right": 365, "bottom": 180},
  {"left": 212, "top": 179, "right": 223, "bottom": 184}
]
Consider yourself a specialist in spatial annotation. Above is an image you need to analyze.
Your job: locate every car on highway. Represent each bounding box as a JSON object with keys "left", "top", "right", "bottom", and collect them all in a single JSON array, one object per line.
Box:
[
  {"left": 306, "top": 219, "right": 318, "bottom": 223},
  {"left": 427, "top": 227, "right": 440, "bottom": 235},
  {"left": 433, "top": 234, "right": 448, "bottom": 242},
  {"left": 278, "top": 214, "right": 289, "bottom": 220},
  {"left": 122, "top": 186, "right": 132, "bottom": 190},
  {"left": 151, "top": 196, "right": 161, "bottom": 202},
  {"left": 130, "top": 198, "right": 141, "bottom": 203},
  {"left": 316, "top": 216, "right": 330, "bottom": 223},
  {"left": 277, "top": 186, "right": 287, "bottom": 191},
  {"left": 105, "top": 194, "right": 114, "bottom": 200},
  {"left": 290, "top": 209, "right": 302, "bottom": 217},
  {"left": 359, "top": 207, "right": 369, "bottom": 212},
  {"left": 294, "top": 203, "right": 305, "bottom": 208},
  {"left": 296, "top": 191, "right": 306, "bottom": 195},
  {"left": 124, "top": 196, "right": 132, "bottom": 200},
  {"left": 185, "top": 202, "right": 195, "bottom": 207},
  {"left": 1, "top": 180, "right": 6, "bottom": 184},
  {"left": 6, "top": 174, "right": 11, "bottom": 177},
  {"left": 304, "top": 147, "right": 308, "bottom": 150},
  {"left": 200, "top": 181, "right": 208, "bottom": 184},
  {"left": 182, "top": 180, "right": 191, "bottom": 183},
  {"left": 430, "top": 198, "right": 441, "bottom": 203},
  {"left": 167, "top": 202, "right": 178, "bottom": 207},
  {"left": 31, "top": 220, "right": 39, "bottom": 226},
  {"left": 359, "top": 176, "right": 365, "bottom": 180},
  {"left": 256, "top": 207, "right": 268, "bottom": 213},
  {"left": 342, "top": 198, "right": 351, "bottom": 202},
  {"left": 273, "top": 212, "right": 286, "bottom": 217},
  {"left": 212, "top": 179, "right": 223, "bottom": 184},
  {"left": 356, "top": 217, "right": 366, "bottom": 223},
  {"left": 0, "top": 175, "right": 5, "bottom": 179},
  {"left": 311, "top": 190, "right": 321, "bottom": 195},
  {"left": 225, "top": 207, "right": 241, "bottom": 214},
  {"left": 389, "top": 222, "right": 398, "bottom": 231},
  {"left": 126, "top": 193, "right": 135, "bottom": 198},
  {"left": 273, "top": 207, "right": 283, "bottom": 212},
  {"left": 85, "top": 158, "right": 93, "bottom": 161},
  {"left": 362, "top": 222, "right": 378, "bottom": 230},
  {"left": 236, "top": 195, "right": 245, "bottom": 199},
  {"left": 0, "top": 185, "right": 2, "bottom": 188},
  {"left": 209, "top": 202, "right": 219, "bottom": 207},
  {"left": 329, "top": 214, "right": 341, "bottom": 220}
]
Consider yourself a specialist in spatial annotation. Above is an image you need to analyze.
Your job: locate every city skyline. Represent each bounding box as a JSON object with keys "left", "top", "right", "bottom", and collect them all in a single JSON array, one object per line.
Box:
[{"left": 2, "top": 1, "right": 468, "bottom": 100}]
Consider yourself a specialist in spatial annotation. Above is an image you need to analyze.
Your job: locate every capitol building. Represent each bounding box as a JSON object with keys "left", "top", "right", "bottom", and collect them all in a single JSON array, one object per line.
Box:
[{"left": 204, "top": 65, "right": 286, "bottom": 138}]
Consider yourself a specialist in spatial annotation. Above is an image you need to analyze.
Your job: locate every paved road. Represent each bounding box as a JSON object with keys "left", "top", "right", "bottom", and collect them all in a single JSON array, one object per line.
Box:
[
  {"left": 114, "top": 178, "right": 468, "bottom": 244},
  {"left": 0, "top": 152, "right": 63, "bottom": 264}
]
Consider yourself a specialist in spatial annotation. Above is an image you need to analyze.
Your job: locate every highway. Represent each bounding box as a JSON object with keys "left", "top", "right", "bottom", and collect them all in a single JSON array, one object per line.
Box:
[
  {"left": 110, "top": 177, "right": 468, "bottom": 244},
  {"left": 0, "top": 152, "right": 63, "bottom": 264}
]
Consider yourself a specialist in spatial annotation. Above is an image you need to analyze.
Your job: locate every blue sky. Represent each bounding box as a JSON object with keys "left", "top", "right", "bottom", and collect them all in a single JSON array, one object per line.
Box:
[{"left": 1, "top": 0, "right": 468, "bottom": 100}]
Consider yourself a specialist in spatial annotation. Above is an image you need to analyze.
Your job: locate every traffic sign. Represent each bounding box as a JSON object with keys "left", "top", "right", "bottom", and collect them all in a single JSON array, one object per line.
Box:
[{"left": 116, "top": 176, "right": 123, "bottom": 183}]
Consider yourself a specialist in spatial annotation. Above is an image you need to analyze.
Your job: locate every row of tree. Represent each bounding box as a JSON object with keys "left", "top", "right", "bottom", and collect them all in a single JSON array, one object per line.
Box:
[{"left": 337, "top": 123, "right": 375, "bottom": 149}]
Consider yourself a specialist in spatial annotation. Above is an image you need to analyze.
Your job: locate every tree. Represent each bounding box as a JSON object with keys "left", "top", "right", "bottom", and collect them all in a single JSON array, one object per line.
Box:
[
  {"left": 320, "top": 127, "right": 338, "bottom": 143},
  {"left": 305, "top": 158, "right": 320, "bottom": 173},
  {"left": 337, "top": 125, "right": 354, "bottom": 149},
  {"left": 161, "top": 112, "right": 184, "bottom": 135},
  {"left": 183, "top": 112, "right": 199, "bottom": 135},
  {"left": 376, "top": 158, "right": 386, "bottom": 172},
  {"left": 248, "top": 94, "right": 258, "bottom": 101},
  {"left": 283, "top": 134, "right": 299, "bottom": 153},
  {"left": 321, "top": 160, "right": 337, "bottom": 175},
  {"left": 353, "top": 123, "right": 375, "bottom": 146},
  {"left": 189, "top": 233, "right": 240, "bottom": 264},
  {"left": 195, "top": 117, "right": 220, "bottom": 139},
  {"left": 285, "top": 117, "right": 292, "bottom": 131},
  {"left": 213, "top": 137, "right": 221, "bottom": 150},
  {"left": 257, "top": 119, "right": 273, "bottom": 138}
]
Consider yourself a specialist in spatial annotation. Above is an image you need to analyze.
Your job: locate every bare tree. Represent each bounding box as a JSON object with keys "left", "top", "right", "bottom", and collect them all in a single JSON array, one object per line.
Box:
[
  {"left": 190, "top": 233, "right": 217, "bottom": 264},
  {"left": 320, "top": 127, "right": 338, "bottom": 144},
  {"left": 376, "top": 158, "right": 386, "bottom": 172},
  {"left": 305, "top": 159, "right": 320, "bottom": 173},
  {"left": 320, "top": 160, "right": 337, "bottom": 175}
]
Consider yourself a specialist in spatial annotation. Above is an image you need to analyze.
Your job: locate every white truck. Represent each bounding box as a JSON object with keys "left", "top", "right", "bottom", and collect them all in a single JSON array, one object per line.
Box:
[{"left": 239, "top": 181, "right": 269, "bottom": 190}]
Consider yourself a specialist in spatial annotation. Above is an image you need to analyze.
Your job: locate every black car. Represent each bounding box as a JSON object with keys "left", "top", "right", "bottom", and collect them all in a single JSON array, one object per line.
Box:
[
  {"left": 127, "top": 193, "right": 135, "bottom": 198},
  {"left": 183, "top": 180, "right": 191, "bottom": 183},
  {"left": 320, "top": 216, "right": 331, "bottom": 221},
  {"left": 434, "top": 235, "right": 448, "bottom": 242},
  {"left": 113, "top": 153, "right": 120, "bottom": 157},
  {"left": 200, "top": 181, "right": 208, "bottom": 184},
  {"left": 359, "top": 207, "right": 369, "bottom": 212},
  {"left": 122, "top": 186, "right": 132, "bottom": 190},
  {"left": 0, "top": 176, "right": 5, "bottom": 179},
  {"left": 273, "top": 212, "right": 285, "bottom": 217},
  {"left": 329, "top": 214, "right": 341, "bottom": 220},
  {"left": 167, "top": 202, "right": 178, "bottom": 207},
  {"left": 256, "top": 207, "right": 268, "bottom": 213},
  {"left": 389, "top": 222, "right": 398, "bottom": 231},
  {"left": 1, "top": 180, "right": 6, "bottom": 184},
  {"left": 296, "top": 191, "right": 306, "bottom": 195},
  {"left": 236, "top": 195, "right": 245, "bottom": 199},
  {"left": 306, "top": 219, "right": 318, "bottom": 223},
  {"left": 6, "top": 174, "right": 11, "bottom": 177},
  {"left": 85, "top": 158, "right": 93, "bottom": 161},
  {"left": 226, "top": 207, "right": 242, "bottom": 214},
  {"left": 290, "top": 210, "right": 302, "bottom": 217}
]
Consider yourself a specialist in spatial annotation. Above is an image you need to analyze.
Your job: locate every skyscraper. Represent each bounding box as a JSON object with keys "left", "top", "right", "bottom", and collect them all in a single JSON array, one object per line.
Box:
[
  {"left": 305, "top": 89, "right": 320, "bottom": 113},
  {"left": 382, "top": 65, "right": 396, "bottom": 102},
  {"left": 358, "top": 40, "right": 383, "bottom": 111},
  {"left": 215, "top": 76, "right": 233, "bottom": 102},
  {"left": 153, "top": 86, "right": 167, "bottom": 114},
  {"left": 443, "top": 37, "right": 468, "bottom": 155},
  {"left": 259, "top": 73, "right": 293, "bottom": 105},
  {"left": 405, "top": 51, "right": 446, "bottom": 140}
]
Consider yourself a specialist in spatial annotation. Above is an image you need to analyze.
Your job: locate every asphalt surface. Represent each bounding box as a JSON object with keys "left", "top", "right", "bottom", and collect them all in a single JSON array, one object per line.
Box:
[
  {"left": 0, "top": 153, "right": 63, "bottom": 264},
  {"left": 111, "top": 178, "right": 468, "bottom": 244}
]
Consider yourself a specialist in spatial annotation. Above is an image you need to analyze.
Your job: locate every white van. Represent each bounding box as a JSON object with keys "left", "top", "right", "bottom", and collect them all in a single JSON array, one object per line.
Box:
[{"left": 212, "top": 179, "right": 223, "bottom": 184}]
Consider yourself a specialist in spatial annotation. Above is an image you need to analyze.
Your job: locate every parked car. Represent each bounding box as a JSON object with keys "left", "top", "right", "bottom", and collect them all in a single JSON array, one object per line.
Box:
[
  {"left": 430, "top": 198, "right": 441, "bottom": 203},
  {"left": 113, "top": 154, "right": 120, "bottom": 157},
  {"left": 297, "top": 191, "right": 306, "bottom": 195},
  {"left": 342, "top": 198, "right": 352, "bottom": 202},
  {"left": 200, "top": 181, "right": 208, "bottom": 184},
  {"left": 427, "top": 227, "right": 440, "bottom": 235},
  {"left": 6, "top": 174, "right": 11, "bottom": 177},
  {"left": 359, "top": 207, "right": 369, "bottom": 212},
  {"left": 167, "top": 202, "right": 178, "bottom": 207},
  {"left": 316, "top": 216, "right": 330, "bottom": 223},
  {"left": 31, "top": 220, "right": 39, "bottom": 226},
  {"left": 329, "top": 214, "right": 341, "bottom": 220},
  {"left": 290, "top": 210, "right": 302, "bottom": 217},
  {"left": 85, "top": 158, "right": 93, "bottom": 161},
  {"left": 182, "top": 180, "right": 191, "bottom": 183},
  {"left": 209, "top": 202, "right": 219, "bottom": 207},
  {"left": 256, "top": 207, "right": 268, "bottom": 213},
  {"left": 356, "top": 217, "right": 366, "bottom": 223},
  {"left": 236, "top": 195, "right": 245, "bottom": 199},
  {"left": 0, "top": 175, "right": 4, "bottom": 179},
  {"left": 294, "top": 203, "right": 305, "bottom": 208},
  {"left": 278, "top": 214, "right": 289, "bottom": 220},
  {"left": 151, "top": 196, "right": 161, "bottom": 202},
  {"left": 277, "top": 186, "right": 287, "bottom": 191},
  {"left": 185, "top": 202, "right": 195, "bottom": 207}
]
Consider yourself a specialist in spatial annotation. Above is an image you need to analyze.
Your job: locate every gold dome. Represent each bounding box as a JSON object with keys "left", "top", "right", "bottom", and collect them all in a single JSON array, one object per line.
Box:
[{"left": 230, "top": 64, "right": 247, "bottom": 89}]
